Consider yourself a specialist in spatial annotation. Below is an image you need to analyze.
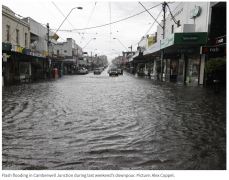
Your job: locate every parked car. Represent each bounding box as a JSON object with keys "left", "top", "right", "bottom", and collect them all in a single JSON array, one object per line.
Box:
[
  {"left": 94, "top": 68, "right": 101, "bottom": 75},
  {"left": 117, "top": 68, "right": 123, "bottom": 75},
  {"left": 78, "top": 67, "right": 88, "bottom": 74},
  {"left": 109, "top": 68, "right": 118, "bottom": 76}
]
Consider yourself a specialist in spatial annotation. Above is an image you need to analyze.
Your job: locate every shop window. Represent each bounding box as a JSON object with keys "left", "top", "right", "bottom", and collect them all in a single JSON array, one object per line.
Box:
[
  {"left": 16, "top": 29, "right": 19, "bottom": 44},
  {"left": 6, "top": 25, "right": 10, "bottom": 42},
  {"left": 166, "top": 59, "right": 170, "bottom": 75},
  {"left": 177, "top": 20, "right": 180, "bottom": 27},
  {"left": 20, "top": 62, "right": 30, "bottom": 75},
  {"left": 25, "top": 33, "right": 27, "bottom": 46},
  {"left": 171, "top": 60, "right": 177, "bottom": 75},
  {"left": 186, "top": 54, "right": 200, "bottom": 84},
  {"left": 57, "top": 50, "right": 59, "bottom": 54},
  {"left": 178, "top": 58, "right": 183, "bottom": 76}
]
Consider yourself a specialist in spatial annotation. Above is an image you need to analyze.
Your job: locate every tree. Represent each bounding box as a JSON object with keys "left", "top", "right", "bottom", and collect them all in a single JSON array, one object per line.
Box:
[
  {"left": 155, "top": 65, "right": 161, "bottom": 74},
  {"left": 205, "top": 56, "right": 226, "bottom": 73}
]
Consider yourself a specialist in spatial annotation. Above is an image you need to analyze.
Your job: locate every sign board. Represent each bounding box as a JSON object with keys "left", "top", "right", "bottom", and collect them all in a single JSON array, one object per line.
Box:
[
  {"left": 147, "top": 41, "right": 160, "bottom": 54},
  {"left": 189, "top": 6, "right": 201, "bottom": 19},
  {"left": 3, "top": 53, "right": 7, "bottom": 62},
  {"left": 178, "top": 47, "right": 195, "bottom": 54},
  {"left": 148, "top": 36, "right": 155, "bottom": 47},
  {"left": 200, "top": 46, "right": 226, "bottom": 54},
  {"left": 174, "top": 32, "right": 207, "bottom": 45},
  {"left": 161, "top": 34, "right": 175, "bottom": 49},
  {"left": 216, "top": 36, "right": 226, "bottom": 45}
]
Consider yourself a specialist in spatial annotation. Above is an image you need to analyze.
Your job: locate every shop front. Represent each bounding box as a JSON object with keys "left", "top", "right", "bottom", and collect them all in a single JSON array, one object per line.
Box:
[
  {"left": 51, "top": 54, "right": 65, "bottom": 76},
  {"left": 161, "top": 32, "right": 207, "bottom": 85}
]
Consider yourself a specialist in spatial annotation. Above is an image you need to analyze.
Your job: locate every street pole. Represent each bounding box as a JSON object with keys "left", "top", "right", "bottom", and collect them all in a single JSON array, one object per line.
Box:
[
  {"left": 160, "top": 2, "right": 166, "bottom": 82},
  {"left": 91, "top": 51, "right": 92, "bottom": 70},
  {"left": 47, "top": 23, "right": 51, "bottom": 79}
]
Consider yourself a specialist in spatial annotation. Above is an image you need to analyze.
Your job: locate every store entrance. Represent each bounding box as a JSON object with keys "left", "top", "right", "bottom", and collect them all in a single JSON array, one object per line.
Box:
[{"left": 170, "top": 59, "right": 178, "bottom": 81}]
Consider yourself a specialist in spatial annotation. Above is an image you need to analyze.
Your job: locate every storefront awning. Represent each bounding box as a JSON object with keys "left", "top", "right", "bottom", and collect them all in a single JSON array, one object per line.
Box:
[{"left": 161, "top": 32, "right": 208, "bottom": 49}]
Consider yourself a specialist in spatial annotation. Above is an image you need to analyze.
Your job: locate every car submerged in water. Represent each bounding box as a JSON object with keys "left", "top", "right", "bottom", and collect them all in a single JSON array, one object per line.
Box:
[{"left": 109, "top": 67, "right": 118, "bottom": 76}]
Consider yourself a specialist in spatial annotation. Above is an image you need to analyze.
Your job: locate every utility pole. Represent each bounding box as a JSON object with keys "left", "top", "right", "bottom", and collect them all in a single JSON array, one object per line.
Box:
[
  {"left": 129, "top": 45, "right": 132, "bottom": 52},
  {"left": 161, "top": 2, "right": 166, "bottom": 82},
  {"left": 91, "top": 51, "right": 92, "bottom": 70},
  {"left": 47, "top": 23, "right": 51, "bottom": 79}
]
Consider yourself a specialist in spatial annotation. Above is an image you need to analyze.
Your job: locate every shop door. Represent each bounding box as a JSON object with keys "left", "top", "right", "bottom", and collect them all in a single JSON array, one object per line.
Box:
[
  {"left": 8, "top": 62, "right": 15, "bottom": 80},
  {"left": 170, "top": 59, "right": 178, "bottom": 81}
]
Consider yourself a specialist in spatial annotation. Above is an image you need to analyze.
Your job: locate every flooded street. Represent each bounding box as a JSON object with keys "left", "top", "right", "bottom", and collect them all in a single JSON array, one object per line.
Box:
[{"left": 2, "top": 71, "right": 226, "bottom": 170}]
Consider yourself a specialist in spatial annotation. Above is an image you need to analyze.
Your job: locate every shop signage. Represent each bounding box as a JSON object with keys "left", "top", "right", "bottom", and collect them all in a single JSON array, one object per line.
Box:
[
  {"left": 147, "top": 41, "right": 160, "bottom": 54},
  {"left": 17, "top": 46, "right": 23, "bottom": 53},
  {"left": 170, "top": 7, "right": 183, "bottom": 21},
  {"left": 178, "top": 48, "right": 195, "bottom": 54},
  {"left": 52, "top": 54, "right": 65, "bottom": 60},
  {"left": 216, "top": 36, "right": 226, "bottom": 45},
  {"left": 148, "top": 36, "right": 155, "bottom": 47},
  {"left": 200, "top": 46, "right": 226, "bottom": 54},
  {"left": 174, "top": 32, "right": 207, "bottom": 45},
  {"left": 181, "top": 35, "right": 199, "bottom": 42},
  {"left": 189, "top": 6, "right": 201, "bottom": 19},
  {"left": 3, "top": 53, "right": 7, "bottom": 62},
  {"left": 161, "top": 34, "right": 174, "bottom": 49}
]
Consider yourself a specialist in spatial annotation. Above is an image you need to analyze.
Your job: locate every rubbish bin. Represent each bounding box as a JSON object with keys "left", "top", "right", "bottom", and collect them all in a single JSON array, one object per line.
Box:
[
  {"left": 52, "top": 68, "right": 58, "bottom": 78},
  {"left": 58, "top": 70, "right": 63, "bottom": 77}
]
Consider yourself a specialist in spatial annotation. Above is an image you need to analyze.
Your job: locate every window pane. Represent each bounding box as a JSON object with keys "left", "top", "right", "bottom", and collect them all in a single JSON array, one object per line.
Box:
[{"left": 6, "top": 26, "right": 10, "bottom": 41}]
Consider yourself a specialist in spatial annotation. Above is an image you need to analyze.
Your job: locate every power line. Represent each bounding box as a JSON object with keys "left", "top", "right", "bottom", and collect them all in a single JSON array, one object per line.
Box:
[
  {"left": 52, "top": 2, "right": 82, "bottom": 37},
  {"left": 51, "top": 2, "right": 90, "bottom": 49},
  {"left": 50, "top": 2, "right": 163, "bottom": 31},
  {"left": 109, "top": 2, "right": 111, "bottom": 56},
  {"left": 166, "top": 3, "right": 181, "bottom": 27},
  {"left": 80, "top": 2, "right": 97, "bottom": 43},
  {"left": 144, "top": 9, "right": 163, "bottom": 37},
  {"left": 139, "top": 2, "right": 163, "bottom": 28}
]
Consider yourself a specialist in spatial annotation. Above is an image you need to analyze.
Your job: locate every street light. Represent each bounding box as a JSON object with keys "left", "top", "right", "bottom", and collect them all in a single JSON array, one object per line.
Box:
[
  {"left": 113, "top": 38, "right": 128, "bottom": 51},
  {"left": 83, "top": 38, "right": 96, "bottom": 50},
  {"left": 55, "top": 7, "right": 83, "bottom": 35}
]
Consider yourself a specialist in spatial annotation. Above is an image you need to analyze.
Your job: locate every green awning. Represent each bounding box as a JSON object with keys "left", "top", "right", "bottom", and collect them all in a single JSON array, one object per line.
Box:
[
  {"left": 161, "top": 32, "right": 208, "bottom": 49},
  {"left": 22, "top": 48, "right": 31, "bottom": 55},
  {"left": 2, "top": 42, "right": 12, "bottom": 51}
]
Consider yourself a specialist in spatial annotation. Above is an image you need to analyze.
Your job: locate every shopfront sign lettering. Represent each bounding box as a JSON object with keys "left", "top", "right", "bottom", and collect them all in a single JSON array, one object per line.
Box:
[
  {"left": 200, "top": 46, "right": 226, "bottom": 54},
  {"left": 190, "top": 6, "right": 201, "bottom": 19},
  {"left": 215, "top": 36, "right": 226, "bottom": 45},
  {"left": 147, "top": 41, "right": 160, "bottom": 54},
  {"left": 182, "top": 35, "right": 199, "bottom": 42},
  {"left": 161, "top": 34, "right": 174, "bottom": 49},
  {"left": 170, "top": 7, "right": 183, "bottom": 21},
  {"left": 178, "top": 47, "right": 195, "bottom": 54}
]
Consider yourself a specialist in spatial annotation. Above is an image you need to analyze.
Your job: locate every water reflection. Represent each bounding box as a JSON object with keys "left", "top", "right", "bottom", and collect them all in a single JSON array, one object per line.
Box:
[{"left": 2, "top": 71, "right": 226, "bottom": 170}]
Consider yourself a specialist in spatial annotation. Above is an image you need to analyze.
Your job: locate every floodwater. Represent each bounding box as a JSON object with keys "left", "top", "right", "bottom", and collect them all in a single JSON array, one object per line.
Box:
[{"left": 2, "top": 70, "right": 226, "bottom": 170}]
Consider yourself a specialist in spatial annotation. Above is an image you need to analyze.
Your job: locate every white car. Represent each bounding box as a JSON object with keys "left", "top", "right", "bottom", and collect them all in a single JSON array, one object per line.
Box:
[{"left": 78, "top": 68, "right": 88, "bottom": 74}]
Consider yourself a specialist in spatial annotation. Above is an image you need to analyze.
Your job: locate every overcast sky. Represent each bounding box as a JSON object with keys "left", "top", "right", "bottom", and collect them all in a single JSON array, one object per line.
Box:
[{"left": 2, "top": 0, "right": 181, "bottom": 62}]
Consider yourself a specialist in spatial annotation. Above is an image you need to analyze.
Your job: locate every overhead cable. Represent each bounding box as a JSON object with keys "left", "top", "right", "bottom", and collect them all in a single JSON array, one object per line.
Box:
[
  {"left": 110, "top": 2, "right": 112, "bottom": 56},
  {"left": 50, "top": 2, "right": 163, "bottom": 31},
  {"left": 166, "top": 3, "right": 181, "bottom": 27},
  {"left": 52, "top": 2, "right": 90, "bottom": 48},
  {"left": 139, "top": 2, "right": 163, "bottom": 28},
  {"left": 144, "top": 9, "right": 163, "bottom": 37},
  {"left": 80, "top": 2, "right": 97, "bottom": 43}
]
